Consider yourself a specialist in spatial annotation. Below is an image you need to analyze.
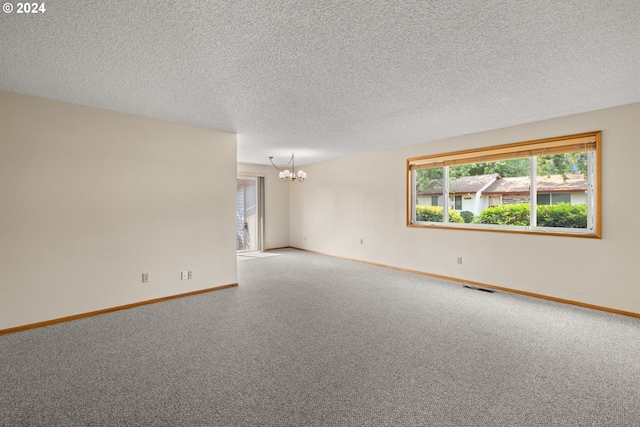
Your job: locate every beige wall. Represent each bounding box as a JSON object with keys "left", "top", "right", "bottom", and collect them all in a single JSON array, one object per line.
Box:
[
  {"left": 290, "top": 102, "right": 640, "bottom": 314},
  {"left": 237, "top": 163, "right": 290, "bottom": 249},
  {"left": 0, "top": 91, "right": 237, "bottom": 330}
]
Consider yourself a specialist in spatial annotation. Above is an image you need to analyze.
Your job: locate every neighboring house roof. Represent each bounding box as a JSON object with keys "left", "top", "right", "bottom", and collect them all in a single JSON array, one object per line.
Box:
[
  {"left": 418, "top": 173, "right": 587, "bottom": 196},
  {"left": 483, "top": 173, "right": 587, "bottom": 194},
  {"left": 418, "top": 173, "right": 500, "bottom": 195}
]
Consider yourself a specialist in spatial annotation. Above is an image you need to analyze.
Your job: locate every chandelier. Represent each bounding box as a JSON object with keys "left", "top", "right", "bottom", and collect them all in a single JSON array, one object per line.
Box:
[{"left": 268, "top": 153, "right": 307, "bottom": 182}]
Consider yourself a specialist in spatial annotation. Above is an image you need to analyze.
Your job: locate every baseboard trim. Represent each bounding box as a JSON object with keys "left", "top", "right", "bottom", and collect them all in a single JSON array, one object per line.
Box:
[
  {"left": 291, "top": 247, "right": 640, "bottom": 319},
  {"left": 0, "top": 283, "right": 238, "bottom": 336}
]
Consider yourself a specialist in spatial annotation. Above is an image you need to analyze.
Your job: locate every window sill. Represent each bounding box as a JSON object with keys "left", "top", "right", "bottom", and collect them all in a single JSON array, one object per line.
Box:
[{"left": 407, "top": 222, "right": 601, "bottom": 238}]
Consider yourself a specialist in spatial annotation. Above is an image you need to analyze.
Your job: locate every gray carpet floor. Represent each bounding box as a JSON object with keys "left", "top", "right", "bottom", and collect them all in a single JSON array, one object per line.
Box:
[{"left": 1, "top": 248, "right": 639, "bottom": 426}]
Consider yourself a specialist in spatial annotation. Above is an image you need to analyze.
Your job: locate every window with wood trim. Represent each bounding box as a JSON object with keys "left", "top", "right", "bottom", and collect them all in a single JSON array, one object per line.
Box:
[{"left": 407, "top": 132, "right": 601, "bottom": 237}]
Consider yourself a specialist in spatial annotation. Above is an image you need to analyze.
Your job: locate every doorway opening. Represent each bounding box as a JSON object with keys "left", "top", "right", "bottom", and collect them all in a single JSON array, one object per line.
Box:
[{"left": 236, "top": 176, "right": 264, "bottom": 253}]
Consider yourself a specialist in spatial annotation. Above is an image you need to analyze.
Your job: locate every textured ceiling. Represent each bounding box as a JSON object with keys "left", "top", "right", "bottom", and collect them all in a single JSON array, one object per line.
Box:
[{"left": 2, "top": 1, "right": 640, "bottom": 166}]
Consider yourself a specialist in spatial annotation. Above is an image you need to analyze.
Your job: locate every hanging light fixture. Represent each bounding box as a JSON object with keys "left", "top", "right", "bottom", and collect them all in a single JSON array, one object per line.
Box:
[{"left": 268, "top": 153, "right": 307, "bottom": 182}]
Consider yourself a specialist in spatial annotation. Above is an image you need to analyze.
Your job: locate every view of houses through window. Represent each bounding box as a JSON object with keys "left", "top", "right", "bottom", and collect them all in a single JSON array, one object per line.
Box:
[{"left": 409, "top": 133, "right": 600, "bottom": 236}]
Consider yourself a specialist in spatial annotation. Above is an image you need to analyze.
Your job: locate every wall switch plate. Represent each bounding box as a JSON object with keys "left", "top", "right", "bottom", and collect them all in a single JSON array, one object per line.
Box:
[
  {"left": 187, "top": 270, "right": 193, "bottom": 280},
  {"left": 142, "top": 273, "right": 150, "bottom": 283},
  {"left": 181, "top": 271, "right": 188, "bottom": 280}
]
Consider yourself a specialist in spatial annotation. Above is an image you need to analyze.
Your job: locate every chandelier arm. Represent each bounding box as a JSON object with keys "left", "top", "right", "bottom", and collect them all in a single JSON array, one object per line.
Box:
[
  {"left": 291, "top": 154, "right": 296, "bottom": 181},
  {"left": 268, "top": 154, "right": 295, "bottom": 171},
  {"left": 268, "top": 156, "right": 285, "bottom": 171}
]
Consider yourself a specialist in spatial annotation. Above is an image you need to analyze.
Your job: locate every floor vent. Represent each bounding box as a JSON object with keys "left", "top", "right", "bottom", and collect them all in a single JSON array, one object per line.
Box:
[{"left": 463, "top": 284, "right": 496, "bottom": 293}]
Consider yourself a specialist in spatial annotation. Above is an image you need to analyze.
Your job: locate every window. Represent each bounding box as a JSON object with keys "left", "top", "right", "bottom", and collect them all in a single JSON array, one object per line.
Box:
[
  {"left": 537, "top": 193, "right": 572, "bottom": 205},
  {"left": 452, "top": 195, "right": 462, "bottom": 210},
  {"left": 537, "top": 194, "right": 551, "bottom": 205},
  {"left": 407, "top": 132, "right": 601, "bottom": 237},
  {"left": 552, "top": 193, "right": 572, "bottom": 204}
]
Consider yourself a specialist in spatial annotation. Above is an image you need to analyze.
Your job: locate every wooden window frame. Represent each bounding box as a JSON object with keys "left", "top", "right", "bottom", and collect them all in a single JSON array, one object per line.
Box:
[{"left": 406, "top": 131, "right": 602, "bottom": 238}]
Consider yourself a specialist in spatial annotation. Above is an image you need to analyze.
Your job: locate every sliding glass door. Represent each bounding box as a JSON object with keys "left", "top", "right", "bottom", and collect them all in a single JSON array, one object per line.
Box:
[{"left": 236, "top": 176, "right": 264, "bottom": 252}]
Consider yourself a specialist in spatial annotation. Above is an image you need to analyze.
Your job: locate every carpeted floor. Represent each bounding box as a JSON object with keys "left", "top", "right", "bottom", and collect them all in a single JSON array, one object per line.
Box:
[{"left": 1, "top": 248, "right": 639, "bottom": 426}]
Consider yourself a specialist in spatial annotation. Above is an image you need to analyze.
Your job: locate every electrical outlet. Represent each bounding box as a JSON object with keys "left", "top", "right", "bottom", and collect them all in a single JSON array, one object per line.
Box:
[
  {"left": 457, "top": 257, "right": 463, "bottom": 265},
  {"left": 142, "top": 272, "right": 150, "bottom": 283},
  {"left": 181, "top": 271, "right": 188, "bottom": 280},
  {"left": 360, "top": 238, "right": 364, "bottom": 244},
  {"left": 304, "top": 236, "right": 307, "bottom": 241},
  {"left": 187, "top": 270, "right": 193, "bottom": 280}
]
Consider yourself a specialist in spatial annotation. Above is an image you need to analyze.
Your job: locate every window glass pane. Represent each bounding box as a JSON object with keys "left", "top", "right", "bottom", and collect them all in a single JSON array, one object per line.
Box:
[
  {"left": 454, "top": 195, "right": 462, "bottom": 210},
  {"left": 415, "top": 167, "right": 444, "bottom": 223},
  {"left": 452, "top": 159, "right": 530, "bottom": 226},
  {"left": 535, "top": 154, "right": 588, "bottom": 229},
  {"left": 537, "top": 194, "right": 551, "bottom": 205},
  {"left": 551, "top": 193, "right": 571, "bottom": 204}
]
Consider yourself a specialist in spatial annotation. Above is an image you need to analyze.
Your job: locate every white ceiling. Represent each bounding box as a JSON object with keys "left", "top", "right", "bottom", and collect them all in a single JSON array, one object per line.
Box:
[{"left": 1, "top": 1, "right": 640, "bottom": 166}]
